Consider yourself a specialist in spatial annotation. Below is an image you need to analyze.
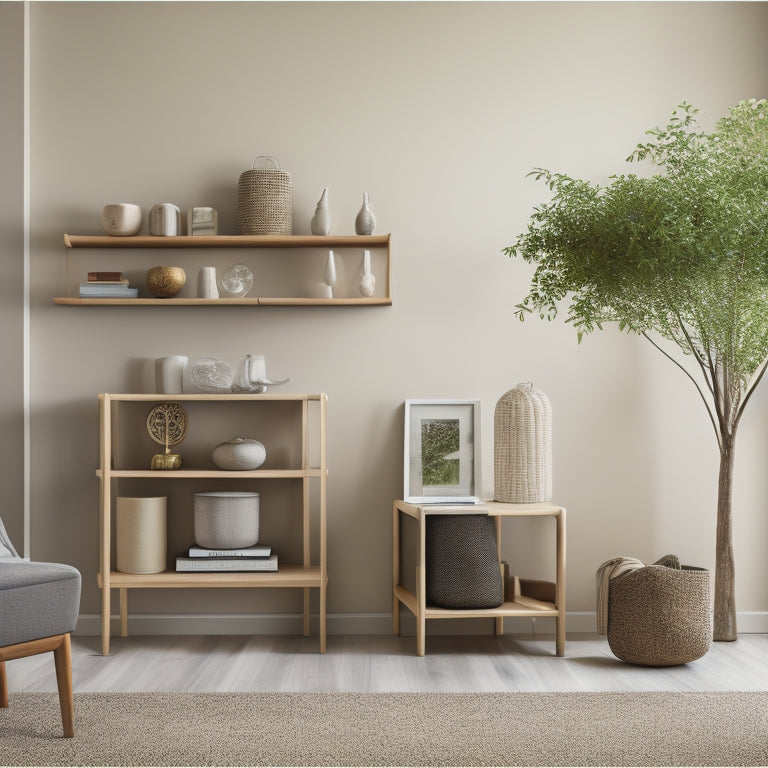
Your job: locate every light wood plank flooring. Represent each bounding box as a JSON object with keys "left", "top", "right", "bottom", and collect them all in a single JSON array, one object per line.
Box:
[{"left": 6, "top": 633, "right": 768, "bottom": 693}]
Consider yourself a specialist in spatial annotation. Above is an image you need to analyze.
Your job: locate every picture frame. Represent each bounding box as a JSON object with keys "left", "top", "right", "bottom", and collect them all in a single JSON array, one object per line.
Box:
[{"left": 403, "top": 399, "right": 481, "bottom": 504}]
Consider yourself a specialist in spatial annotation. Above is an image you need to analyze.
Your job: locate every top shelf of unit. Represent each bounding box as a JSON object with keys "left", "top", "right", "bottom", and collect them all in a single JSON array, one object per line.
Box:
[{"left": 63, "top": 234, "right": 391, "bottom": 249}]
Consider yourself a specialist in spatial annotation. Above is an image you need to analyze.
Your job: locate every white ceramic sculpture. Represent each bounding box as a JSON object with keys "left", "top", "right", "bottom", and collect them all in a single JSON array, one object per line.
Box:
[
  {"left": 359, "top": 249, "right": 376, "bottom": 296},
  {"left": 324, "top": 250, "right": 337, "bottom": 298},
  {"left": 311, "top": 187, "right": 331, "bottom": 235},
  {"left": 197, "top": 267, "right": 219, "bottom": 299},
  {"left": 355, "top": 192, "right": 376, "bottom": 235}
]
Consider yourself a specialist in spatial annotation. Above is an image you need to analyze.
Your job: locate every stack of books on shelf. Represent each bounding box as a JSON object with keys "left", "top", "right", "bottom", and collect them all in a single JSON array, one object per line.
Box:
[
  {"left": 175, "top": 543, "right": 277, "bottom": 572},
  {"left": 79, "top": 271, "right": 138, "bottom": 298}
]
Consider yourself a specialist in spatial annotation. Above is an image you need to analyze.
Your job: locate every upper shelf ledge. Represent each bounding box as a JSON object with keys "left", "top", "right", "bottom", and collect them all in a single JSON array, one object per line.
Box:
[{"left": 63, "top": 234, "right": 391, "bottom": 248}]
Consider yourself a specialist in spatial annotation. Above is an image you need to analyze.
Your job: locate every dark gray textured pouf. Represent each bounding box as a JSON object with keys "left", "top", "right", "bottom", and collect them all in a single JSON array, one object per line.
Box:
[{"left": 426, "top": 515, "right": 503, "bottom": 609}]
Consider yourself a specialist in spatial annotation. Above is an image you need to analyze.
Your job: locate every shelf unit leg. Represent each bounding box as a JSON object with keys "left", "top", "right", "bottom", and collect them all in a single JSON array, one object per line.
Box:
[
  {"left": 319, "top": 583, "right": 327, "bottom": 654},
  {"left": 556, "top": 508, "right": 567, "bottom": 657},
  {"left": 303, "top": 588, "right": 310, "bottom": 637},
  {"left": 120, "top": 589, "right": 128, "bottom": 637},
  {"left": 392, "top": 503, "right": 400, "bottom": 636},
  {"left": 495, "top": 617, "right": 504, "bottom": 636},
  {"left": 416, "top": 511, "right": 426, "bottom": 656},
  {"left": 100, "top": 583, "right": 111, "bottom": 656}
]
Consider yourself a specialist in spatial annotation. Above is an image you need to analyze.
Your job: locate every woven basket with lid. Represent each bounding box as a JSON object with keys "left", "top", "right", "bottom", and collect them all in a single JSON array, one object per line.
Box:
[
  {"left": 494, "top": 383, "right": 552, "bottom": 503},
  {"left": 237, "top": 156, "right": 293, "bottom": 235}
]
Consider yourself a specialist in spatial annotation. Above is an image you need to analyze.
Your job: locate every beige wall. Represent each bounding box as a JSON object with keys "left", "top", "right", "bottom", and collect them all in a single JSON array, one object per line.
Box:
[
  {"left": 0, "top": 1, "right": 25, "bottom": 552},
  {"left": 25, "top": 1, "right": 768, "bottom": 632}
]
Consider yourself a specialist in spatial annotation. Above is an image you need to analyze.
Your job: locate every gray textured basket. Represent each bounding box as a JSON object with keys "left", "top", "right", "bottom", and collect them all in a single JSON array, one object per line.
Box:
[
  {"left": 608, "top": 564, "right": 712, "bottom": 666},
  {"left": 425, "top": 515, "right": 503, "bottom": 609},
  {"left": 237, "top": 156, "right": 292, "bottom": 235},
  {"left": 494, "top": 383, "right": 552, "bottom": 503}
]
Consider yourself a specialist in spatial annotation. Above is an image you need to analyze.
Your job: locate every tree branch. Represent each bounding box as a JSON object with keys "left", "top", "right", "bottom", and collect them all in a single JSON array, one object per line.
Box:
[{"left": 642, "top": 331, "right": 723, "bottom": 448}]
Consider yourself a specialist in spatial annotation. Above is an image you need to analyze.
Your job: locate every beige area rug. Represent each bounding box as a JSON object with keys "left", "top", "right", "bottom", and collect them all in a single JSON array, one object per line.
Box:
[{"left": 1, "top": 691, "right": 766, "bottom": 767}]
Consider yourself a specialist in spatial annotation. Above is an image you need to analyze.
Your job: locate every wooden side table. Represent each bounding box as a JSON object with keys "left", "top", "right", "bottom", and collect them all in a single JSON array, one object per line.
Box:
[{"left": 392, "top": 500, "right": 566, "bottom": 656}]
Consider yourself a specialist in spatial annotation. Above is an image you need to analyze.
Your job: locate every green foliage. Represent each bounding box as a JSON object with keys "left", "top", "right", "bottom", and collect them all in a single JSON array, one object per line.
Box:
[{"left": 505, "top": 100, "right": 768, "bottom": 439}]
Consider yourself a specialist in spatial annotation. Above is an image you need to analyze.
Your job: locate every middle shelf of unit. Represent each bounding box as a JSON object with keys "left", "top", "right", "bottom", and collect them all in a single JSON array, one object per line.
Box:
[{"left": 98, "top": 469, "right": 325, "bottom": 479}]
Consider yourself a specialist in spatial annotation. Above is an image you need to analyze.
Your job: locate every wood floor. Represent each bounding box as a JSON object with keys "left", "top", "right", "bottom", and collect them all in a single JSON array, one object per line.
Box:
[{"left": 6, "top": 633, "right": 768, "bottom": 693}]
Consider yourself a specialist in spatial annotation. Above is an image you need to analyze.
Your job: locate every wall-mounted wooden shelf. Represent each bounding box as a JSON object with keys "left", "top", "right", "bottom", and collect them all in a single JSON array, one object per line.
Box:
[{"left": 57, "top": 234, "right": 392, "bottom": 306}]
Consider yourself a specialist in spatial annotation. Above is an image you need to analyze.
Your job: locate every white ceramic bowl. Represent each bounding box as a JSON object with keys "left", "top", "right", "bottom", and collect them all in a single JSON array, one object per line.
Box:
[
  {"left": 193, "top": 491, "right": 259, "bottom": 549},
  {"left": 212, "top": 438, "right": 266, "bottom": 470},
  {"left": 101, "top": 204, "right": 142, "bottom": 236}
]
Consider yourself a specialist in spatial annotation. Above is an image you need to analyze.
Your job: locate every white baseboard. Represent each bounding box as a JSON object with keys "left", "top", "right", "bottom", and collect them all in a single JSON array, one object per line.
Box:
[{"left": 74, "top": 610, "right": 768, "bottom": 637}]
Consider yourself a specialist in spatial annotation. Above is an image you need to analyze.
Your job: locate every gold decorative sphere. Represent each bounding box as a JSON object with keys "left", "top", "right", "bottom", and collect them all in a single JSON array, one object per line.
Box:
[{"left": 146, "top": 266, "right": 186, "bottom": 298}]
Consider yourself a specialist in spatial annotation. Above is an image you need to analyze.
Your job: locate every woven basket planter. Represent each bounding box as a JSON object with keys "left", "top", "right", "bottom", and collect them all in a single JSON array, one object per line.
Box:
[
  {"left": 237, "top": 156, "right": 293, "bottom": 235},
  {"left": 608, "top": 565, "right": 712, "bottom": 666},
  {"left": 494, "top": 383, "right": 552, "bottom": 503}
]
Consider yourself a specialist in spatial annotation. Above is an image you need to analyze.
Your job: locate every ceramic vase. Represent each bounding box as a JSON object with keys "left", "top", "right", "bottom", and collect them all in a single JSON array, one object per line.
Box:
[
  {"left": 355, "top": 192, "right": 376, "bottom": 235},
  {"left": 155, "top": 355, "right": 188, "bottom": 394},
  {"left": 197, "top": 266, "right": 218, "bottom": 299},
  {"left": 311, "top": 187, "right": 331, "bottom": 235}
]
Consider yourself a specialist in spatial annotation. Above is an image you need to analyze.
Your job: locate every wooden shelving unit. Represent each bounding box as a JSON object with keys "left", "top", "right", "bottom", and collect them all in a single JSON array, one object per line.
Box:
[
  {"left": 57, "top": 234, "right": 392, "bottom": 306},
  {"left": 97, "top": 393, "right": 328, "bottom": 655},
  {"left": 392, "top": 500, "right": 566, "bottom": 656}
]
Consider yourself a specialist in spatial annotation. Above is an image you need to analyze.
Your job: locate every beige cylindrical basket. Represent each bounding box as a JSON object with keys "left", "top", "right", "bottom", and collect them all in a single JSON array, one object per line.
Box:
[
  {"left": 494, "top": 383, "right": 552, "bottom": 503},
  {"left": 237, "top": 156, "right": 293, "bottom": 235},
  {"left": 116, "top": 496, "right": 167, "bottom": 574}
]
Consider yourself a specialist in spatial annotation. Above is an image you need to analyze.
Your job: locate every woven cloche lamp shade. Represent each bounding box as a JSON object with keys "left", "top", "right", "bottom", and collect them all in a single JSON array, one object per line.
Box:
[{"left": 494, "top": 383, "right": 552, "bottom": 503}]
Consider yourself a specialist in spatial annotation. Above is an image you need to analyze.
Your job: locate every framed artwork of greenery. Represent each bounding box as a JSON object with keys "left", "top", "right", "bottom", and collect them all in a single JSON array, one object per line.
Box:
[{"left": 404, "top": 399, "right": 481, "bottom": 504}]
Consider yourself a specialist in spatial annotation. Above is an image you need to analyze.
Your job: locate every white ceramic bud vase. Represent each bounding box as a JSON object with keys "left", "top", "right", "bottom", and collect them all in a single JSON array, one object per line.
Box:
[
  {"left": 355, "top": 192, "right": 376, "bottom": 235},
  {"left": 324, "top": 250, "right": 337, "bottom": 298},
  {"left": 311, "top": 187, "right": 331, "bottom": 235}
]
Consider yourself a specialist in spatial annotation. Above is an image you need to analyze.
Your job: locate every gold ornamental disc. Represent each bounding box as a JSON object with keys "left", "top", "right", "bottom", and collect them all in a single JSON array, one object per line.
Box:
[{"left": 146, "top": 402, "right": 189, "bottom": 448}]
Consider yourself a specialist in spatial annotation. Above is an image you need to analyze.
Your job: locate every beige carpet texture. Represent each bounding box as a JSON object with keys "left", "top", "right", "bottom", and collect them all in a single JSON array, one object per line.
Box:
[{"left": 1, "top": 691, "right": 766, "bottom": 766}]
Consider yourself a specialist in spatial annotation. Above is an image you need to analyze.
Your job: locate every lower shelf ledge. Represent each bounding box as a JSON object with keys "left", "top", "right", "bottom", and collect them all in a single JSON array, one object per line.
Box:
[
  {"left": 99, "top": 565, "right": 325, "bottom": 589},
  {"left": 394, "top": 585, "right": 558, "bottom": 619}
]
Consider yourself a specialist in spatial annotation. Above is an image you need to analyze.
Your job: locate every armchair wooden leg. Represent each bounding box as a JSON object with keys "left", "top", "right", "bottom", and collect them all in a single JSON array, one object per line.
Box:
[
  {"left": 0, "top": 660, "right": 7, "bottom": 708},
  {"left": 53, "top": 634, "right": 74, "bottom": 738}
]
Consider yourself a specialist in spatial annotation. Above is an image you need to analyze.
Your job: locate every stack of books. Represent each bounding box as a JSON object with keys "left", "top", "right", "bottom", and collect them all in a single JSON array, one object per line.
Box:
[
  {"left": 79, "top": 271, "right": 138, "bottom": 298},
  {"left": 175, "top": 543, "right": 277, "bottom": 572}
]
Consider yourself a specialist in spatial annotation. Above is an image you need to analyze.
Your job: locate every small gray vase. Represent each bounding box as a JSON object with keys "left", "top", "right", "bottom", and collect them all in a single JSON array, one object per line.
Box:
[
  {"left": 311, "top": 187, "right": 330, "bottom": 236},
  {"left": 355, "top": 192, "right": 376, "bottom": 235}
]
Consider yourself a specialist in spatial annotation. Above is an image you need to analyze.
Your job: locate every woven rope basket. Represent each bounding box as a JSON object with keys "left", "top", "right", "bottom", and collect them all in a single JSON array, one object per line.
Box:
[
  {"left": 237, "top": 156, "right": 293, "bottom": 235},
  {"left": 608, "top": 565, "right": 712, "bottom": 666},
  {"left": 494, "top": 383, "right": 552, "bottom": 503}
]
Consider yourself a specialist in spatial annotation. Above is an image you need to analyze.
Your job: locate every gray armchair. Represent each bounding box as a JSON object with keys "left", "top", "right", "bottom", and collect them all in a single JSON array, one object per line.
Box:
[{"left": 0, "top": 516, "right": 81, "bottom": 738}]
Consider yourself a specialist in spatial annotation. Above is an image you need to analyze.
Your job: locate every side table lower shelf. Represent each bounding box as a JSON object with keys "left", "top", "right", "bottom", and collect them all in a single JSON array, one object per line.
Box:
[
  {"left": 392, "top": 500, "right": 566, "bottom": 657},
  {"left": 98, "top": 565, "right": 327, "bottom": 655}
]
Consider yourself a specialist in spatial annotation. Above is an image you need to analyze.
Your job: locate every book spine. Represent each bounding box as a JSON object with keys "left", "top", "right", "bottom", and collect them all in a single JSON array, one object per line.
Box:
[
  {"left": 175, "top": 556, "right": 278, "bottom": 572},
  {"left": 88, "top": 271, "right": 123, "bottom": 281}
]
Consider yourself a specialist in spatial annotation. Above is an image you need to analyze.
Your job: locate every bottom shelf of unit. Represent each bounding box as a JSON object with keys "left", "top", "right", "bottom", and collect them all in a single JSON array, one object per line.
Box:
[
  {"left": 100, "top": 565, "right": 324, "bottom": 589},
  {"left": 394, "top": 585, "right": 559, "bottom": 619}
]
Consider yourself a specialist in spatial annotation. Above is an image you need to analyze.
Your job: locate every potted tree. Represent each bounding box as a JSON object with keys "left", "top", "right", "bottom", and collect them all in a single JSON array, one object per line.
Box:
[{"left": 505, "top": 99, "right": 768, "bottom": 641}]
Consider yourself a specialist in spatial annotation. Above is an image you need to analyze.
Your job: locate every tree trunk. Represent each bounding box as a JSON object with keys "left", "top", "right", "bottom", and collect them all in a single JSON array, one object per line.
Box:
[{"left": 713, "top": 434, "right": 738, "bottom": 641}]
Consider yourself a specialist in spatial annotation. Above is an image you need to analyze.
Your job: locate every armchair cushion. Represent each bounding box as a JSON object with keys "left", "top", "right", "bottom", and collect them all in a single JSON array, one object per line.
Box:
[{"left": 0, "top": 562, "right": 81, "bottom": 646}]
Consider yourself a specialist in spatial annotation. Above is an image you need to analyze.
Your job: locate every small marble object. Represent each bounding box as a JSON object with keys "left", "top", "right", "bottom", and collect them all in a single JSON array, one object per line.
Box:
[
  {"left": 149, "top": 203, "right": 180, "bottom": 236},
  {"left": 311, "top": 187, "right": 331, "bottom": 235},
  {"left": 355, "top": 192, "right": 376, "bottom": 235},
  {"left": 188, "top": 207, "right": 218, "bottom": 236},
  {"left": 101, "top": 204, "right": 142, "bottom": 236}
]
